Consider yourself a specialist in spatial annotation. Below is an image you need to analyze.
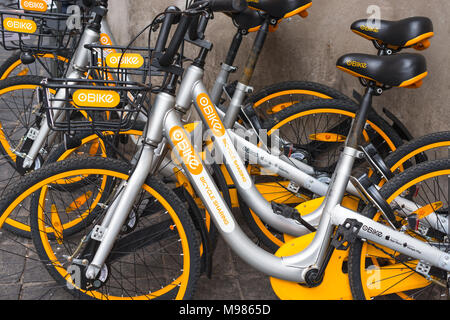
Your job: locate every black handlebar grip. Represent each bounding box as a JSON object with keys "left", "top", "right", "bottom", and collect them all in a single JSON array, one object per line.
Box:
[
  {"left": 208, "top": 0, "right": 247, "bottom": 13},
  {"left": 159, "top": 14, "right": 194, "bottom": 67},
  {"left": 155, "top": 6, "right": 180, "bottom": 53},
  {"left": 196, "top": 15, "right": 209, "bottom": 39},
  {"left": 82, "top": 0, "right": 108, "bottom": 7},
  {"left": 188, "top": 14, "right": 201, "bottom": 41},
  {"left": 82, "top": 0, "right": 95, "bottom": 7}
]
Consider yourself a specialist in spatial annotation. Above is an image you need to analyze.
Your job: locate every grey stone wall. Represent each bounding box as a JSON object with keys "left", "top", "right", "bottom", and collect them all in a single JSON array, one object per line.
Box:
[{"left": 107, "top": 0, "right": 449, "bottom": 138}]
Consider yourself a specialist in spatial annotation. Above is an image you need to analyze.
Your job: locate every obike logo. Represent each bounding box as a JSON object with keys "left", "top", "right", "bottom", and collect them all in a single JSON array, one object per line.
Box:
[
  {"left": 346, "top": 60, "right": 368, "bottom": 69},
  {"left": 21, "top": 0, "right": 47, "bottom": 12},
  {"left": 99, "top": 33, "right": 112, "bottom": 45},
  {"left": 196, "top": 93, "right": 226, "bottom": 137},
  {"left": 73, "top": 89, "right": 120, "bottom": 108},
  {"left": 362, "top": 225, "right": 383, "bottom": 238},
  {"left": 170, "top": 126, "right": 203, "bottom": 176},
  {"left": 98, "top": 33, "right": 116, "bottom": 56},
  {"left": 106, "top": 53, "right": 144, "bottom": 69},
  {"left": 3, "top": 17, "right": 37, "bottom": 33},
  {"left": 360, "top": 25, "right": 379, "bottom": 33}
]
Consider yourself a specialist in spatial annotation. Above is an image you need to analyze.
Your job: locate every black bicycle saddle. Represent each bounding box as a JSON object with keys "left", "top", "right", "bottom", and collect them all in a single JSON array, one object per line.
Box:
[
  {"left": 336, "top": 53, "right": 427, "bottom": 88},
  {"left": 247, "top": 0, "right": 312, "bottom": 19},
  {"left": 231, "top": 8, "right": 265, "bottom": 31},
  {"left": 351, "top": 17, "right": 434, "bottom": 50}
]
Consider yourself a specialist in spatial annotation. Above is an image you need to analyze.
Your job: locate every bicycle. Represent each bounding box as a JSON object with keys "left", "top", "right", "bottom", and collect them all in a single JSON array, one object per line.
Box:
[
  {"left": 241, "top": 106, "right": 450, "bottom": 251},
  {"left": 0, "top": 0, "right": 91, "bottom": 78},
  {"left": 234, "top": 13, "right": 441, "bottom": 250},
  {"left": 0, "top": 0, "right": 405, "bottom": 241},
  {"left": 0, "top": 0, "right": 442, "bottom": 276},
  {"left": 0, "top": 0, "right": 447, "bottom": 300}
]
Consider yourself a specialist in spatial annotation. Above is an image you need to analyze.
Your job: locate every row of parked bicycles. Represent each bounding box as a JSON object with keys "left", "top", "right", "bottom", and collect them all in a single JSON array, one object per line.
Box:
[{"left": 0, "top": 0, "right": 448, "bottom": 300}]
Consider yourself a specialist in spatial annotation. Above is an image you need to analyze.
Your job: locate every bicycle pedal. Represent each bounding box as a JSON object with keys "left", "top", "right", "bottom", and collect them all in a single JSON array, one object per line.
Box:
[
  {"left": 331, "top": 218, "right": 363, "bottom": 250},
  {"left": 271, "top": 202, "right": 316, "bottom": 232}
]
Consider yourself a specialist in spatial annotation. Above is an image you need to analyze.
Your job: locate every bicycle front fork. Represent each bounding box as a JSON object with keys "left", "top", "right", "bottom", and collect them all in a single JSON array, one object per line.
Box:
[{"left": 84, "top": 91, "right": 175, "bottom": 280}]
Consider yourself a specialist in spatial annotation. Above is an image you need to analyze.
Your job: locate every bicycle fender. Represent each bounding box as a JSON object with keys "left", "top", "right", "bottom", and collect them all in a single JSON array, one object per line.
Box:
[{"left": 382, "top": 108, "right": 414, "bottom": 141}]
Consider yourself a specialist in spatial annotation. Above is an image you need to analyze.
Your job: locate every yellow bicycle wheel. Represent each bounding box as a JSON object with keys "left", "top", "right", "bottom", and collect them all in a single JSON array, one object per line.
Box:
[
  {"left": 0, "top": 157, "right": 201, "bottom": 300},
  {"left": 1, "top": 127, "right": 144, "bottom": 237},
  {"left": 348, "top": 159, "right": 450, "bottom": 300}
]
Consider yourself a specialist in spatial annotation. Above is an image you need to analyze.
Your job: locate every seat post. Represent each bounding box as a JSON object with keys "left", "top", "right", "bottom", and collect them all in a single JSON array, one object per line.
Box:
[
  {"left": 346, "top": 85, "right": 376, "bottom": 149},
  {"left": 210, "top": 30, "right": 243, "bottom": 104},
  {"left": 239, "top": 18, "right": 270, "bottom": 85}
]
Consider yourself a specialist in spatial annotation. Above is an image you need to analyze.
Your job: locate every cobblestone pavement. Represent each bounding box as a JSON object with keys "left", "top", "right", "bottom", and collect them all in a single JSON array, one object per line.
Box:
[{"left": 0, "top": 209, "right": 278, "bottom": 300}]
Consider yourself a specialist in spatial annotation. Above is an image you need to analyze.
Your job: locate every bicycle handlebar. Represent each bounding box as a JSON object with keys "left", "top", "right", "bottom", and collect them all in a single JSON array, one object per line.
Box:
[
  {"left": 155, "top": 6, "right": 181, "bottom": 52},
  {"left": 158, "top": 14, "right": 194, "bottom": 67},
  {"left": 208, "top": 0, "right": 247, "bottom": 13},
  {"left": 158, "top": 0, "right": 247, "bottom": 67}
]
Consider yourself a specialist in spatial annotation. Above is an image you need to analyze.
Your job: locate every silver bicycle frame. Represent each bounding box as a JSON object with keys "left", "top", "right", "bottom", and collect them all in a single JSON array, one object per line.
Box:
[
  {"left": 21, "top": 20, "right": 110, "bottom": 169},
  {"left": 9, "top": 6, "right": 446, "bottom": 283},
  {"left": 84, "top": 62, "right": 450, "bottom": 283}
]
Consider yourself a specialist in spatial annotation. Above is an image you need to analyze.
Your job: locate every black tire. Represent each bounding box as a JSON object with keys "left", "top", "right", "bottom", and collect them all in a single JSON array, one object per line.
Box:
[
  {"left": 247, "top": 80, "right": 354, "bottom": 121},
  {"left": 384, "top": 131, "right": 450, "bottom": 173},
  {"left": 239, "top": 99, "right": 404, "bottom": 252},
  {"left": 0, "top": 75, "right": 47, "bottom": 193},
  {"left": 348, "top": 159, "right": 450, "bottom": 300},
  {"left": 0, "top": 75, "right": 46, "bottom": 161},
  {"left": 264, "top": 99, "right": 404, "bottom": 160},
  {"left": 0, "top": 156, "right": 201, "bottom": 300}
]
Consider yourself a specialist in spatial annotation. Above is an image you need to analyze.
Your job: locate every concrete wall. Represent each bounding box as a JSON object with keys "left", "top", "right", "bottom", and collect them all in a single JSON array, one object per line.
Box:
[{"left": 107, "top": 0, "right": 449, "bottom": 138}]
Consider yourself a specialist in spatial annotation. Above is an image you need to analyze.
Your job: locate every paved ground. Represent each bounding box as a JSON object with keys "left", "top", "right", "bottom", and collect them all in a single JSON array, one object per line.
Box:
[
  {"left": 193, "top": 214, "right": 279, "bottom": 300},
  {"left": 0, "top": 210, "right": 278, "bottom": 300}
]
